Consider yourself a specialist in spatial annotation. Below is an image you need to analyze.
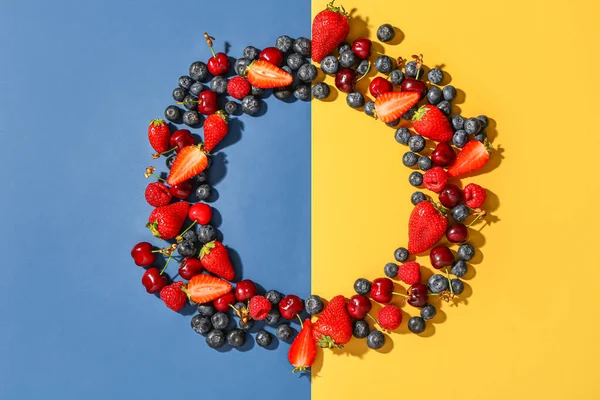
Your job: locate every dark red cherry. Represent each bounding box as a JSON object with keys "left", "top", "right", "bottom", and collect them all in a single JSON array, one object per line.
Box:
[
  {"left": 207, "top": 52, "right": 230, "bottom": 76},
  {"left": 197, "top": 90, "right": 218, "bottom": 115},
  {"left": 369, "top": 277, "right": 394, "bottom": 303},
  {"left": 235, "top": 280, "right": 257, "bottom": 302},
  {"left": 407, "top": 283, "right": 428, "bottom": 307},
  {"left": 178, "top": 257, "right": 203, "bottom": 280},
  {"left": 169, "top": 129, "right": 195, "bottom": 152},
  {"left": 279, "top": 294, "right": 304, "bottom": 320},
  {"left": 430, "top": 245, "right": 454, "bottom": 269},
  {"left": 347, "top": 294, "right": 372, "bottom": 319},
  {"left": 439, "top": 184, "right": 463, "bottom": 208},
  {"left": 335, "top": 68, "right": 357, "bottom": 93},
  {"left": 131, "top": 242, "right": 156, "bottom": 266},
  {"left": 141, "top": 267, "right": 168, "bottom": 294},
  {"left": 401, "top": 78, "right": 427, "bottom": 100},
  {"left": 169, "top": 179, "right": 194, "bottom": 199},
  {"left": 352, "top": 38, "right": 372, "bottom": 60},
  {"left": 369, "top": 77, "right": 393, "bottom": 98},
  {"left": 259, "top": 47, "right": 284, "bottom": 67},
  {"left": 431, "top": 142, "right": 456, "bottom": 167},
  {"left": 213, "top": 291, "right": 236, "bottom": 312},
  {"left": 446, "top": 223, "right": 468, "bottom": 243}
]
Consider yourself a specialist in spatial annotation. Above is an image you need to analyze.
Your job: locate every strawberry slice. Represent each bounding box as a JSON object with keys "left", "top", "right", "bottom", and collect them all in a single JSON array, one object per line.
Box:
[
  {"left": 245, "top": 60, "right": 293, "bottom": 89},
  {"left": 447, "top": 140, "right": 491, "bottom": 177},
  {"left": 186, "top": 274, "right": 232, "bottom": 304},
  {"left": 374, "top": 91, "right": 420, "bottom": 123},
  {"left": 166, "top": 144, "right": 208, "bottom": 186}
]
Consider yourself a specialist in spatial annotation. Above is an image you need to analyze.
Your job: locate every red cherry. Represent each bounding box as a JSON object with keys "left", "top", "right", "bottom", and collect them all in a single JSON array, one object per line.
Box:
[
  {"left": 401, "top": 78, "right": 427, "bottom": 100},
  {"left": 141, "top": 267, "right": 168, "bottom": 294},
  {"left": 169, "top": 129, "right": 195, "bottom": 152},
  {"left": 213, "top": 291, "right": 236, "bottom": 312},
  {"left": 439, "top": 184, "right": 463, "bottom": 208},
  {"left": 279, "top": 294, "right": 304, "bottom": 320},
  {"left": 197, "top": 90, "right": 218, "bottom": 115},
  {"left": 335, "top": 68, "right": 357, "bottom": 93},
  {"left": 430, "top": 245, "right": 454, "bottom": 269},
  {"left": 207, "top": 52, "right": 230, "bottom": 76},
  {"left": 235, "top": 280, "right": 257, "bottom": 302},
  {"left": 369, "top": 77, "right": 393, "bottom": 98},
  {"left": 446, "top": 223, "right": 468, "bottom": 243},
  {"left": 369, "top": 277, "right": 394, "bottom": 304},
  {"left": 431, "top": 142, "right": 456, "bottom": 168},
  {"left": 169, "top": 179, "right": 194, "bottom": 199},
  {"left": 178, "top": 258, "right": 203, "bottom": 280},
  {"left": 352, "top": 38, "right": 372, "bottom": 60},
  {"left": 259, "top": 47, "right": 284, "bottom": 67},
  {"left": 407, "top": 283, "right": 429, "bottom": 307},
  {"left": 188, "top": 203, "right": 212, "bottom": 224},
  {"left": 347, "top": 294, "right": 372, "bottom": 319},
  {"left": 131, "top": 242, "right": 156, "bottom": 266}
]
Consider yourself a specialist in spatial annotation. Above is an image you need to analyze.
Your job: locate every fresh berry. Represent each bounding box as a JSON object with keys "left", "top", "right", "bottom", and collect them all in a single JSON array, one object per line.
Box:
[
  {"left": 463, "top": 183, "right": 487, "bottom": 208},
  {"left": 213, "top": 291, "right": 235, "bottom": 312},
  {"left": 405, "top": 61, "right": 423, "bottom": 79},
  {"left": 366, "top": 330, "right": 385, "bottom": 349},
  {"left": 279, "top": 294, "right": 304, "bottom": 320},
  {"left": 141, "top": 267, "right": 167, "bottom": 294},
  {"left": 400, "top": 78, "right": 427, "bottom": 101},
  {"left": 160, "top": 282, "right": 187, "bottom": 312},
  {"left": 377, "top": 24, "right": 395, "bottom": 42},
  {"left": 131, "top": 242, "right": 156, "bottom": 266},
  {"left": 182, "top": 111, "right": 201, "bottom": 126},
  {"left": 234, "top": 279, "right": 257, "bottom": 302},
  {"left": 195, "top": 184, "right": 211, "bottom": 202},
  {"left": 148, "top": 119, "right": 171, "bottom": 155},
  {"left": 356, "top": 59, "right": 370, "bottom": 75},
  {"left": 274, "top": 86, "right": 292, "bottom": 100},
  {"left": 452, "top": 130, "right": 468, "bottom": 148},
  {"left": 186, "top": 274, "right": 232, "bottom": 303},
  {"left": 199, "top": 241, "right": 234, "bottom": 281},
  {"left": 420, "top": 305, "right": 436, "bottom": 320},
  {"left": 384, "top": 263, "right": 399, "bottom": 278},
  {"left": 394, "top": 247, "right": 409, "bottom": 262},
  {"left": 353, "top": 320, "right": 370, "bottom": 338},
  {"left": 339, "top": 50, "right": 358, "bottom": 68},
  {"left": 147, "top": 201, "right": 189, "bottom": 240},
  {"left": 354, "top": 278, "right": 371, "bottom": 295},
  {"left": 408, "top": 135, "right": 426, "bottom": 153},
  {"left": 321, "top": 55, "right": 340, "bottom": 74},
  {"left": 189, "top": 61, "right": 208, "bottom": 81},
  {"left": 431, "top": 142, "right": 456, "bottom": 167},
  {"left": 411, "top": 191, "right": 427, "bottom": 205},
  {"left": 265, "top": 309, "right": 282, "bottom": 326},
  {"left": 428, "top": 274, "right": 448, "bottom": 293},
  {"left": 352, "top": 37, "right": 371, "bottom": 59},
  {"left": 448, "top": 139, "right": 491, "bottom": 177},
  {"left": 173, "top": 87, "right": 187, "bottom": 102},
  {"left": 390, "top": 69, "right": 405, "bottom": 85},
  {"left": 277, "top": 323, "right": 293, "bottom": 342},
  {"left": 249, "top": 296, "right": 272, "bottom": 320},
  {"left": 205, "top": 36, "right": 229, "bottom": 76},
  {"left": 265, "top": 290, "right": 284, "bottom": 305},
  {"left": 169, "top": 179, "right": 194, "bottom": 200},
  {"left": 239, "top": 318, "right": 254, "bottom": 331},
  {"left": 197, "top": 224, "right": 216, "bottom": 243},
  {"left": 187, "top": 203, "right": 212, "bottom": 225},
  {"left": 370, "top": 278, "right": 394, "bottom": 303},
  {"left": 197, "top": 303, "right": 216, "bottom": 317},
  {"left": 234, "top": 57, "right": 251, "bottom": 76},
  {"left": 178, "top": 257, "right": 203, "bottom": 280},
  {"left": 311, "top": 2, "right": 348, "bottom": 62},
  {"left": 418, "top": 156, "right": 433, "bottom": 171},
  {"left": 287, "top": 53, "right": 306, "bottom": 70},
  {"left": 364, "top": 101, "right": 376, "bottom": 116},
  {"left": 442, "top": 85, "right": 457, "bottom": 101},
  {"left": 474, "top": 131, "right": 487, "bottom": 143},
  {"left": 209, "top": 76, "right": 227, "bottom": 94},
  {"left": 191, "top": 314, "right": 212, "bottom": 335},
  {"left": 409, "top": 171, "right": 423, "bottom": 187},
  {"left": 378, "top": 305, "right": 402, "bottom": 330},
  {"left": 166, "top": 145, "right": 208, "bottom": 187},
  {"left": 386, "top": 118, "right": 400, "bottom": 127},
  {"left": 430, "top": 245, "right": 454, "bottom": 269},
  {"left": 395, "top": 127, "right": 411, "bottom": 144},
  {"left": 446, "top": 223, "right": 468, "bottom": 243},
  {"left": 211, "top": 312, "right": 229, "bottom": 330},
  {"left": 423, "top": 167, "right": 448, "bottom": 193},
  {"left": 182, "top": 230, "right": 197, "bottom": 242},
  {"left": 374, "top": 91, "right": 420, "bottom": 123},
  {"left": 224, "top": 100, "right": 239, "bottom": 115},
  {"left": 451, "top": 204, "right": 470, "bottom": 222},
  {"left": 408, "top": 201, "right": 448, "bottom": 254},
  {"left": 242, "top": 45, "right": 259, "bottom": 61},
  {"left": 408, "top": 316, "right": 426, "bottom": 333},
  {"left": 313, "top": 295, "right": 352, "bottom": 348},
  {"left": 288, "top": 319, "right": 316, "bottom": 372},
  {"left": 375, "top": 55, "right": 393, "bottom": 73},
  {"left": 292, "top": 84, "right": 310, "bottom": 100},
  {"left": 178, "top": 75, "right": 192, "bottom": 90},
  {"left": 203, "top": 111, "right": 229, "bottom": 153},
  {"left": 426, "top": 86, "right": 443, "bottom": 105},
  {"left": 451, "top": 279, "right": 465, "bottom": 294},
  {"left": 451, "top": 260, "right": 468, "bottom": 277},
  {"left": 241, "top": 95, "right": 261, "bottom": 115},
  {"left": 182, "top": 95, "right": 197, "bottom": 111},
  {"left": 169, "top": 129, "right": 195, "bottom": 153},
  {"left": 407, "top": 283, "right": 429, "bottom": 307},
  {"left": 196, "top": 90, "right": 218, "bottom": 115},
  {"left": 206, "top": 329, "right": 226, "bottom": 349},
  {"left": 451, "top": 115, "right": 465, "bottom": 130},
  {"left": 437, "top": 100, "right": 451, "bottom": 116},
  {"left": 245, "top": 60, "right": 293, "bottom": 89},
  {"left": 457, "top": 243, "right": 475, "bottom": 261},
  {"left": 346, "top": 92, "right": 364, "bottom": 108},
  {"left": 402, "top": 105, "right": 419, "bottom": 120},
  {"left": 347, "top": 294, "right": 372, "bottom": 319},
  {"left": 259, "top": 47, "right": 284, "bottom": 66},
  {"left": 226, "top": 76, "right": 251, "bottom": 100},
  {"left": 276, "top": 35, "right": 293, "bottom": 52},
  {"left": 369, "top": 77, "right": 392, "bottom": 98},
  {"left": 439, "top": 184, "right": 463, "bottom": 208},
  {"left": 398, "top": 262, "right": 421, "bottom": 285},
  {"left": 334, "top": 68, "right": 356, "bottom": 93},
  {"left": 298, "top": 63, "right": 318, "bottom": 82},
  {"left": 411, "top": 105, "right": 453, "bottom": 142},
  {"left": 176, "top": 240, "right": 196, "bottom": 257},
  {"left": 164, "top": 105, "right": 181, "bottom": 122},
  {"left": 305, "top": 295, "right": 324, "bottom": 315},
  {"left": 256, "top": 330, "right": 272, "bottom": 348},
  {"left": 293, "top": 37, "right": 311, "bottom": 56},
  {"left": 477, "top": 115, "right": 489, "bottom": 128},
  {"left": 428, "top": 68, "right": 443, "bottom": 84}
]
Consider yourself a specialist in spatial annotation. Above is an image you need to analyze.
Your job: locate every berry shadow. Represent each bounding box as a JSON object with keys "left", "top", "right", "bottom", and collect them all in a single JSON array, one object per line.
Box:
[
  {"left": 462, "top": 263, "right": 477, "bottom": 280},
  {"left": 347, "top": 12, "right": 370, "bottom": 41},
  {"left": 485, "top": 117, "right": 499, "bottom": 143},
  {"left": 467, "top": 228, "right": 486, "bottom": 250},
  {"left": 387, "top": 27, "right": 405, "bottom": 46},
  {"left": 210, "top": 207, "right": 223, "bottom": 228},
  {"left": 418, "top": 322, "right": 436, "bottom": 337},
  {"left": 438, "top": 67, "right": 453, "bottom": 86},
  {"left": 214, "top": 118, "right": 244, "bottom": 153},
  {"left": 249, "top": 98, "right": 268, "bottom": 117},
  {"left": 454, "top": 88, "right": 466, "bottom": 105},
  {"left": 207, "top": 151, "right": 229, "bottom": 186},
  {"left": 205, "top": 186, "right": 220, "bottom": 203},
  {"left": 226, "top": 246, "right": 244, "bottom": 282},
  {"left": 459, "top": 144, "right": 504, "bottom": 179},
  {"left": 450, "top": 281, "right": 473, "bottom": 307},
  {"left": 483, "top": 189, "right": 500, "bottom": 213},
  {"left": 236, "top": 331, "right": 256, "bottom": 352},
  {"left": 431, "top": 306, "right": 447, "bottom": 324},
  {"left": 178, "top": 302, "right": 197, "bottom": 316}
]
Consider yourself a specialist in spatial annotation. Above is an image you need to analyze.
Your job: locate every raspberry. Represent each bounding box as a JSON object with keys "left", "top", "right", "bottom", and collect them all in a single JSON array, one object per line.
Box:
[
  {"left": 378, "top": 305, "right": 402, "bottom": 330},
  {"left": 227, "top": 76, "right": 251, "bottom": 100},
  {"left": 145, "top": 182, "right": 172, "bottom": 207},
  {"left": 463, "top": 183, "right": 487, "bottom": 208},
  {"left": 248, "top": 295, "right": 272, "bottom": 320},
  {"left": 160, "top": 281, "right": 187, "bottom": 312},
  {"left": 423, "top": 167, "right": 448, "bottom": 193},
  {"left": 398, "top": 262, "right": 421, "bottom": 285}
]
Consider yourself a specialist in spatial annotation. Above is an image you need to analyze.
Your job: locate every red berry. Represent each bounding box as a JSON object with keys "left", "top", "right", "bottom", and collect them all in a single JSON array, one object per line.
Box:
[
  {"left": 169, "top": 129, "right": 195, "bottom": 152},
  {"left": 227, "top": 76, "right": 251, "bottom": 100},
  {"left": 463, "top": 183, "right": 487, "bottom": 208},
  {"left": 439, "top": 184, "right": 463, "bottom": 208},
  {"left": 378, "top": 305, "right": 402, "bottom": 330},
  {"left": 370, "top": 278, "right": 394, "bottom": 304},
  {"left": 207, "top": 52, "right": 230, "bottom": 76},
  {"left": 178, "top": 257, "right": 203, "bottom": 280},
  {"left": 145, "top": 182, "right": 172, "bottom": 207},
  {"left": 397, "top": 262, "right": 421, "bottom": 285},
  {"left": 131, "top": 242, "right": 156, "bottom": 266},
  {"left": 160, "top": 282, "right": 188, "bottom": 311},
  {"left": 407, "top": 283, "right": 428, "bottom": 307},
  {"left": 279, "top": 294, "right": 304, "bottom": 320},
  {"left": 431, "top": 142, "right": 456, "bottom": 167},
  {"left": 352, "top": 38, "right": 372, "bottom": 60},
  {"left": 141, "top": 267, "right": 168, "bottom": 294},
  {"left": 169, "top": 179, "right": 194, "bottom": 199},
  {"left": 401, "top": 78, "right": 427, "bottom": 100},
  {"left": 197, "top": 90, "right": 219, "bottom": 115},
  {"left": 446, "top": 223, "right": 468, "bottom": 243},
  {"left": 213, "top": 291, "right": 236, "bottom": 312},
  {"left": 347, "top": 294, "right": 372, "bottom": 319},
  {"left": 259, "top": 47, "right": 284, "bottom": 67},
  {"left": 235, "top": 280, "right": 257, "bottom": 302},
  {"left": 188, "top": 203, "right": 212, "bottom": 225},
  {"left": 430, "top": 245, "right": 454, "bottom": 269},
  {"left": 335, "top": 68, "right": 356, "bottom": 93},
  {"left": 248, "top": 296, "right": 272, "bottom": 320},
  {"left": 369, "top": 77, "right": 393, "bottom": 98},
  {"left": 423, "top": 167, "right": 448, "bottom": 193}
]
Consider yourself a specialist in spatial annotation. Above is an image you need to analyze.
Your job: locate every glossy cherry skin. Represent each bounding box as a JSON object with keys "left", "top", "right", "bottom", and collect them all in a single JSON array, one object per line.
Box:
[
  {"left": 439, "top": 184, "right": 463, "bottom": 208},
  {"left": 213, "top": 291, "right": 236, "bottom": 312},
  {"left": 170, "top": 129, "right": 195, "bottom": 152},
  {"left": 207, "top": 52, "right": 230, "bottom": 76},
  {"left": 131, "top": 242, "right": 156, "bottom": 266},
  {"left": 142, "top": 267, "right": 168, "bottom": 294},
  {"left": 279, "top": 294, "right": 304, "bottom": 320},
  {"left": 352, "top": 38, "right": 372, "bottom": 60},
  {"left": 335, "top": 68, "right": 357, "bottom": 93},
  {"left": 197, "top": 90, "right": 218, "bottom": 115},
  {"left": 407, "top": 283, "right": 429, "bottom": 307},
  {"left": 169, "top": 179, "right": 194, "bottom": 199},
  {"left": 430, "top": 245, "right": 455, "bottom": 269},
  {"left": 401, "top": 78, "right": 427, "bottom": 100},
  {"left": 446, "top": 223, "right": 469, "bottom": 243},
  {"left": 431, "top": 142, "right": 457, "bottom": 168},
  {"left": 370, "top": 277, "right": 394, "bottom": 303},
  {"left": 369, "top": 77, "right": 393, "bottom": 98},
  {"left": 347, "top": 294, "right": 372, "bottom": 319},
  {"left": 178, "top": 257, "right": 203, "bottom": 280},
  {"left": 235, "top": 280, "right": 257, "bottom": 302},
  {"left": 259, "top": 47, "right": 284, "bottom": 67},
  {"left": 188, "top": 203, "right": 212, "bottom": 225}
]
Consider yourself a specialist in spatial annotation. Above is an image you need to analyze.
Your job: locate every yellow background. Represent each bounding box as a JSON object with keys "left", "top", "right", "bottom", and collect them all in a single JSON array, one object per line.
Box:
[{"left": 312, "top": 0, "right": 600, "bottom": 399}]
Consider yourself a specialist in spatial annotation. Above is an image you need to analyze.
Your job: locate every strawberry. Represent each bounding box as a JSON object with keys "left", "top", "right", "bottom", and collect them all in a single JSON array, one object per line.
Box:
[
  {"left": 248, "top": 296, "right": 272, "bottom": 320},
  {"left": 245, "top": 60, "right": 293, "bottom": 89},
  {"left": 311, "top": 1, "right": 349, "bottom": 63},
  {"left": 408, "top": 201, "right": 448, "bottom": 254},
  {"left": 447, "top": 140, "right": 491, "bottom": 177},
  {"left": 411, "top": 105, "right": 453, "bottom": 142},
  {"left": 160, "top": 281, "right": 187, "bottom": 312},
  {"left": 227, "top": 76, "right": 251, "bottom": 100},
  {"left": 144, "top": 182, "right": 171, "bottom": 207},
  {"left": 398, "top": 261, "right": 421, "bottom": 285},
  {"left": 166, "top": 144, "right": 208, "bottom": 186},
  {"left": 374, "top": 91, "right": 420, "bottom": 123},
  {"left": 313, "top": 295, "right": 352, "bottom": 348},
  {"left": 199, "top": 240, "right": 235, "bottom": 281},
  {"left": 186, "top": 274, "right": 233, "bottom": 304},
  {"left": 148, "top": 119, "right": 171, "bottom": 156},
  {"left": 203, "top": 111, "right": 228, "bottom": 153},
  {"left": 288, "top": 319, "right": 317, "bottom": 373},
  {"left": 463, "top": 183, "right": 487, "bottom": 208},
  {"left": 147, "top": 201, "right": 189, "bottom": 240},
  {"left": 423, "top": 167, "right": 448, "bottom": 193},
  {"left": 378, "top": 304, "right": 402, "bottom": 330}
]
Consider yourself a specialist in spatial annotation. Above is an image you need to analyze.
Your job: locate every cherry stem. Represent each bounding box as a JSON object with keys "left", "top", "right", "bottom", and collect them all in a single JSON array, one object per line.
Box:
[
  {"left": 160, "top": 255, "right": 172, "bottom": 275},
  {"left": 179, "top": 221, "right": 197, "bottom": 237},
  {"left": 161, "top": 147, "right": 176, "bottom": 155},
  {"left": 392, "top": 291, "right": 408, "bottom": 298},
  {"left": 446, "top": 268, "right": 454, "bottom": 296},
  {"left": 467, "top": 213, "right": 483, "bottom": 227},
  {"left": 150, "top": 173, "right": 166, "bottom": 183},
  {"left": 204, "top": 32, "right": 216, "bottom": 58},
  {"left": 356, "top": 63, "right": 371, "bottom": 81},
  {"left": 366, "top": 313, "right": 379, "bottom": 326},
  {"left": 297, "top": 314, "right": 304, "bottom": 328}
]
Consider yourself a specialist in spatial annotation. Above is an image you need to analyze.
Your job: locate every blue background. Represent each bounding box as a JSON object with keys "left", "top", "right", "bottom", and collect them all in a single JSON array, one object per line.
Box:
[{"left": 0, "top": 0, "right": 311, "bottom": 398}]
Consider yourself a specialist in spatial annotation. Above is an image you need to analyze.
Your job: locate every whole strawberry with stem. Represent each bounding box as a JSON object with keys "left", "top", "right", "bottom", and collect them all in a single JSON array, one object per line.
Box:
[
  {"left": 199, "top": 240, "right": 235, "bottom": 281},
  {"left": 147, "top": 201, "right": 189, "bottom": 240},
  {"left": 408, "top": 200, "right": 448, "bottom": 254},
  {"left": 288, "top": 319, "right": 317, "bottom": 373},
  {"left": 412, "top": 105, "right": 453, "bottom": 142},
  {"left": 148, "top": 119, "right": 171, "bottom": 157},
  {"left": 203, "top": 111, "right": 228, "bottom": 153},
  {"left": 311, "top": 0, "right": 349, "bottom": 62},
  {"left": 313, "top": 295, "right": 352, "bottom": 348}
]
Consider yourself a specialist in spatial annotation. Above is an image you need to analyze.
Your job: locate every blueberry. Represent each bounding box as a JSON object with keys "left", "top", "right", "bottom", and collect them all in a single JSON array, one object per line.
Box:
[
  {"left": 452, "top": 130, "right": 468, "bottom": 148},
  {"left": 211, "top": 312, "right": 229, "bottom": 330},
  {"left": 206, "top": 329, "right": 226, "bottom": 349},
  {"left": 364, "top": 101, "right": 375, "bottom": 116},
  {"left": 451, "top": 260, "right": 468, "bottom": 277},
  {"left": 451, "top": 115, "right": 465, "bottom": 130},
  {"left": 182, "top": 94, "right": 197, "bottom": 111},
  {"left": 395, "top": 127, "right": 411, "bottom": 144},
  {"left": 464, "top": 118, "right": 481, "bottom": 135},
  {"left": 189, "top": 61, "right": 208, "bottom": 82},
  {"left": 286, "top": 53, "right": 306, "bottom": 70},
  {"left": 420, "top": 305, "right": 436, "bottom": 320},
  {"left": 339, "top": 50, "right": 358, "bottom": 68},
  {"left": 428, "top": 274, "right": 449, "bottom": 293},
  {"left": 405, "top": 61, "right": 422, "bottom": 79},
  {"left": 337, "top": 42, "right": 351, "bottom": 54},
  {"left": 451, "top": 204, "right": 470, "bottom": 222},
  {"left": 451, "top": 279, "right": 464, "bottom": 295},
  {"left": 417, "top": 156, "right": 433, "bottom": 171},
  {"left": 276, "top": 35, "right": 293, "bottom": 53},
  {"left": 265, "top": 309, "right": 282, "bottom": 326},
  {"left": 353, "top": 320, "right": 370, "bottom": 339},
  {"left": 390, "top": 69, "right": 405, "bottom": 85},
  {"left": 476, "top": 115, "right": 489, "bottom": 128},
  {"left": 403, "top": 151, "right": 418, "bottom": 167},
  {"left": 191, "top": 315, "right": 212, "bottom": 334},
  {"left": 256, "top": 330, "right": 272, "bottom": 348},
  {"left": 293, "top": 37, "right": 311, "bottom": 56},
  {"left": 234, "top": 57, "right": 251, "bottom": 76},
  {"left": 442, "top": 85, "right": 457, "bottom": 101},
  {"left": 298, "top": 63, "right": 318, "bottom": 82},
  {"left": 366, "top": 330, "right": 385, "bottom": 349},
  {"left": 294, "top": 84, "right": 310, "bottom": 101},
  {"left": 197, "top": 303, "right": 216, "bottom": 317},
  {"left": 233, "top": 302, "right": 246, "bottom": 313},
  {"left": 224, "top": 100, "right": 239, "bottom": 115},
  {"left": 346, "top": 92, "right": 364, "bottom": 108},
  {"left": 354, "top": 278, "right": 371, "bottom": 295},
  {"left": 166, "top": 153, "right": 177, "bottom": 169},
  {"left": 386, "top": 118, "right": 400, "bottom": 127},
  {"left": 177, "top": 240, "right": 196, "bottom": 257},
  {"left": 426, "top": 86, "right": 443, "bottom": 105},
  {"left": 182, "top": 230, "right": 197, "bottom": 242},
  {"left": 179, "top": 75, "right": 193, "bottom": 90},
  {"left": 305, "top": 295, "right": 324, "bottom": 315},
  {"left": 384, "top": 263, "right": 399, "bottom": 278},
  {"left": 312, "top": 82, "right": 330, "bottom": 100},
  {"left": 242, "top": 95, "right": 260, "bottom": 114},
  {"left": 436, "top": 100, "right": 451, "bottom": 116},
  {"left": 402, "top": 105, "right": 418, "bottom": 120},
  {"left": 408, "top": 135, "right": 426, "bottom": 152},
  {"left": 457, "top": 243, "right": 475, "bottom": 261},
  {"left": 394, "top": 247, "right": 409, "bottom": 262},
  {"left": 210, "top": 76, "right": 227, "bottom": 94},
  {"left": 428, "top": 68, "right": 443, "bottom": 84},
  {"left": 164, "top": 105, "right": 181, "bottom": 122},
  {"left": 375, "top": 55, "right": 393, "bottom": 74},
  {"left": 196, "top": 184, "right": 211, "bottom": 201},
  {"left": 197, "top": 224, "right": 216, "bottom": 243},
  {"left": 265, "top": 290, "right": 284, "bottom": 305},
  {"left": 227, "top": 329, "right": 246, "bottom": 348},
  {"left": 281, "top": 65, "right": 293, "bottom": 75},
  {"left": 276, "top": 323, "right": 293, "bottom": 342},
  {"left": 377, "top": 24, "right": 395, "bottom": 42},
  {"left": 173, "top": 87, "right": 187, "bottom": 102},
  {"left": 408, "top": 316, "right": 426, "bottom": 334},
  {"left": 239, "top": 319, "right": 254, "bottom": 332},
  {"left": 411, "top": 191, "right": 427, "bottom": 205},
  {"left": 243, "top": 45, "right": 260, "bottom": 61},
  {"left": 182, "top": 110, "right": 201, "bottom": 126},
  {"left": 251, "top": 85, "right": 264, "bottom": 97},
  {"left": 320, "top": 55, "right": 339, "bottom": 75},
  {"left": 195, "top": 171, "right": 208, "bottom": 184},
  {"left": 274, "top": 86, "right": 293, "bottom": 100},
  {"left": 409, "top": 171, "right": 423, "bottom": 187},
  {"left": 356, "top": 60, "right": 370, "bottom": 75},
  {"left": 474, "top": 131, "right": 487, "bottom": 142},
  {"left": 189, "top": 81, "right": 204, "bottom": 97}
]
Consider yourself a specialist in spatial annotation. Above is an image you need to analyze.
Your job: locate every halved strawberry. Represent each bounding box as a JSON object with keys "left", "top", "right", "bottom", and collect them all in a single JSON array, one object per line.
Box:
[
  {"left": 166, "top": 144, "right": 208, "bottom": 186},
  {"left": 288, "top": 319, "right": 317, "bottom": 373},
  {"left": 447, "top": 140, "right": 491, "bottom": 177},
  {"left": 374, "top": 91, "right": 420, "bottom": 123},
  {"left": 245, "top": 60, "right": 293, "bottom": 89},
  {"left": 185, "top": 274, "right": 232, "bottom": 304}
]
